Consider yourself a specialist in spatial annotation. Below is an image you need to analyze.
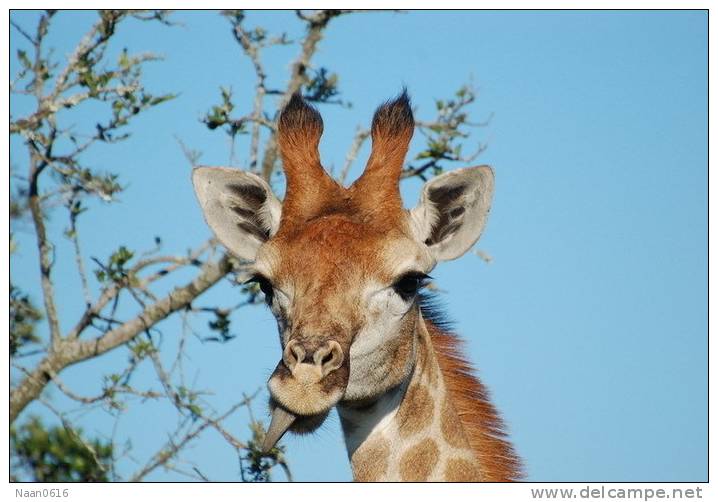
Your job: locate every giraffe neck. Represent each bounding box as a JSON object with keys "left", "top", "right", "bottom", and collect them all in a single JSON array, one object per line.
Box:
[{"left": 337, "top": 317, "right": 482, "bottom": 481}]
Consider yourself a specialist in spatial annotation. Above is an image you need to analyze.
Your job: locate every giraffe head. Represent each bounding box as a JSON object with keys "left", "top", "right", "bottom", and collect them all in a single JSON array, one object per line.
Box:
[{"left": 192, "top": 91, "right": 494, "bottom": 451}]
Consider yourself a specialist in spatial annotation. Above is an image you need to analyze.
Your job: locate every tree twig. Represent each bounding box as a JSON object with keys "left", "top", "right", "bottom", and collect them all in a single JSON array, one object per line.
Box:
[
  {"left": 67, "top": 195, "right": 92, "bottom": 307},
  {"left": 338, "top": 127, "right": 370, "bottom": 184},
  {"left": 10, "top": 254, "right": 234, "bottom": 423},
  {"left": 260, "top": 9, "right": 352, "bottom": 181},
  {"left": 231, "top": 16, "right": 268, "bottom": 172},
  {"left": 28, "top": 146, "right": 63, "bottom": 348},
  {"left": 37, "top": 395, "right": 110, "bottom": 478},
  {"left": 128, "top": 399, "right": 248, "bottom": 481}
]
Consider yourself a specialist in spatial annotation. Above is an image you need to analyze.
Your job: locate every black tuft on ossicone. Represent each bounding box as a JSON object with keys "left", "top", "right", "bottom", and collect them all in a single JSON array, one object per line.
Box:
[
  {"left": 370, "top": 88, "right": 415, "bottom": 138},
  {"left": 278, "top": 92, "right": 324, "bottom": 139}
]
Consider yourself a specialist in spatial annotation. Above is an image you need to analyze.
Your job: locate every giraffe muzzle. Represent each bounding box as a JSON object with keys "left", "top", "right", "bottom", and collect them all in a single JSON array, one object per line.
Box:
[{"left": 265, "top": 339, "right": 349, "bottom": 448}]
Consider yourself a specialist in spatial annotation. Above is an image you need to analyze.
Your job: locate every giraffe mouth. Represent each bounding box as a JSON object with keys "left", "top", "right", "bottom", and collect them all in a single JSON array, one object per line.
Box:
[
  {"left": 262, "top": 401, "right": 331, "bottom": 453},
  {"left": 262, "top": 357, "right": 348, "bottom": 452}
]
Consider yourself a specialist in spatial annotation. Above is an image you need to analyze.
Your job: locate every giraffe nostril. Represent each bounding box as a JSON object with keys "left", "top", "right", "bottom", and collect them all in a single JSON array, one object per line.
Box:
[
  {"left": 291, "top": 344, "right": 305, "bottom": 362},
  {"left": 283, "top": 340, "right": 305, "bottom": 371},
  {"left": 285, "top": 340, "right": 343, "bottom": 377},
  {"left": 316, "top": 340, "right": 344, "bottom": 377}
]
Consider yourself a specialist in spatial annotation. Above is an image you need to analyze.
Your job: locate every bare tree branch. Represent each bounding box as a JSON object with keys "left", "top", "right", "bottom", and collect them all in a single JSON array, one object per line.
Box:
[
  {"left": 231, "top": 15, "right": 268, "bottom": 171},
  {"left": 339, "top": 127, "right": 370, "bottom": 184},
  {"left": 128, "top": 398, "right": 248, "bottom": 481},
  {"left": 28, "top": 147, "right": 63, "bottom": 348},
  {"left": 66, "top": 196, "right": 92, "bottom": 306},
  {"left": 260, "top": 9, "right": 353, "bottom": 182},
  {"left": 10, "top": 18, "right": 35, "bottom": 44},
  {"left": 10, "top": 254, "right": 234, "bottom": 422}
]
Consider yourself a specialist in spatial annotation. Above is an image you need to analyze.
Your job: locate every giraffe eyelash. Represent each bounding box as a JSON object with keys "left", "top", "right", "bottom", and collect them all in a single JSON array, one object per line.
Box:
[
  {"left": 245, "top": 274, "right": 275, "bottom": 300},
  {"left": 392, "top": 272, "right": 431, "bottom": 300}
]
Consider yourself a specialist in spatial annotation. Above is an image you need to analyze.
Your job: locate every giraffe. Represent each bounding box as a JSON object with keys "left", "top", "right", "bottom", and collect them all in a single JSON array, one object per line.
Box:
[{"left": 192, "top": 91, "right": 522, "bottom": 481}]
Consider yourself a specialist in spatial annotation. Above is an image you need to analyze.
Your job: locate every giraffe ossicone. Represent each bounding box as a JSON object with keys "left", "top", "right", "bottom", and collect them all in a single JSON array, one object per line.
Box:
[{"left": 192, "top": 90, "right": 522, "bottom": 481}]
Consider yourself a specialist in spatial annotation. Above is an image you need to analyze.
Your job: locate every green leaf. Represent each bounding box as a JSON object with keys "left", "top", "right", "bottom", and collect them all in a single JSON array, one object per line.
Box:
[
  {"left": 187, "top": 404, "right": 203, "bottom": 418},
  {"left": 10, "top": 284, "right": 42, "bottom": 356},
  {"left": 118, "top": 48, "right": 130, "bottom": 70},
  {"left": 17, "top": 50, "right": 31, "bottom": 69}
]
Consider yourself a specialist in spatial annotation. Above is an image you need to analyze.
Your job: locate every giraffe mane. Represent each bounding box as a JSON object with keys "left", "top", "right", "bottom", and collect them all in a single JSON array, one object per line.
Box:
[{"left": 420, "top": 296, "right": 524, "bottom": 481}]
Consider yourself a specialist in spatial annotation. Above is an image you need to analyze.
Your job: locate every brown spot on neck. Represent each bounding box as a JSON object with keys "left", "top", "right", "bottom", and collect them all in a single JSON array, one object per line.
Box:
[
  {"left": 391, "top": 321, "right": 442, "bottom": 439},
  {"left": 395, "top": 383, "right": 433, "bottom": 438},
  {"left": 351, "top": 435, "right": 390, "bottom": 482},
  {"left": 444, "top": 458, "right": 482, "bottom": 482},
  {"left": 440, "top": 395, "right": 471, "bottom": 449},
  {"left": 399, "top": 438, "right": 439, "bottom": 481}
]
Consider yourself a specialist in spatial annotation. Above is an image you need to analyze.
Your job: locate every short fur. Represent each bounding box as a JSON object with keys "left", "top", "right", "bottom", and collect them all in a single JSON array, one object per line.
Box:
[
  {"left": 277, "top": 93, "right": 342, "bottom": 229},
  {"left": 277, "top": 92, "right": 324, "bottom": 166},
  {"left": 370, "top": 89, "right": 415, "bottom": 142},
  {"left": 351, "top": 90, "right": 415, "bottom": 214}
]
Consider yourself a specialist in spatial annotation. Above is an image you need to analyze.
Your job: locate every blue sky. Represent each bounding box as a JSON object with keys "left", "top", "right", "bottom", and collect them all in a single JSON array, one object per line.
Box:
[{"left": 10, "top": 10, "right": 707, "bottom": 481}]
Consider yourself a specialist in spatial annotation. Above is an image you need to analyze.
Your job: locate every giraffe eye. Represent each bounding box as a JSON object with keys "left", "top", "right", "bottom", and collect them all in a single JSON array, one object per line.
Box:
[
  {"left": 246, "top": 274, "right": 274, "bottom": 302},
  {"left": 392, "top": 272, "right": 430, "bottom": 301}
]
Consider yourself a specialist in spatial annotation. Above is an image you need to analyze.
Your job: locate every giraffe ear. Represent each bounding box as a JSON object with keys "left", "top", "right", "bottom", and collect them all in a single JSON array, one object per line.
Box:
[
  {"left": 192, "top": 167, "right": 282, "bottom": 261},
  {"left": 410, "top": 166, "right": 494, "bottom": 261}
]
